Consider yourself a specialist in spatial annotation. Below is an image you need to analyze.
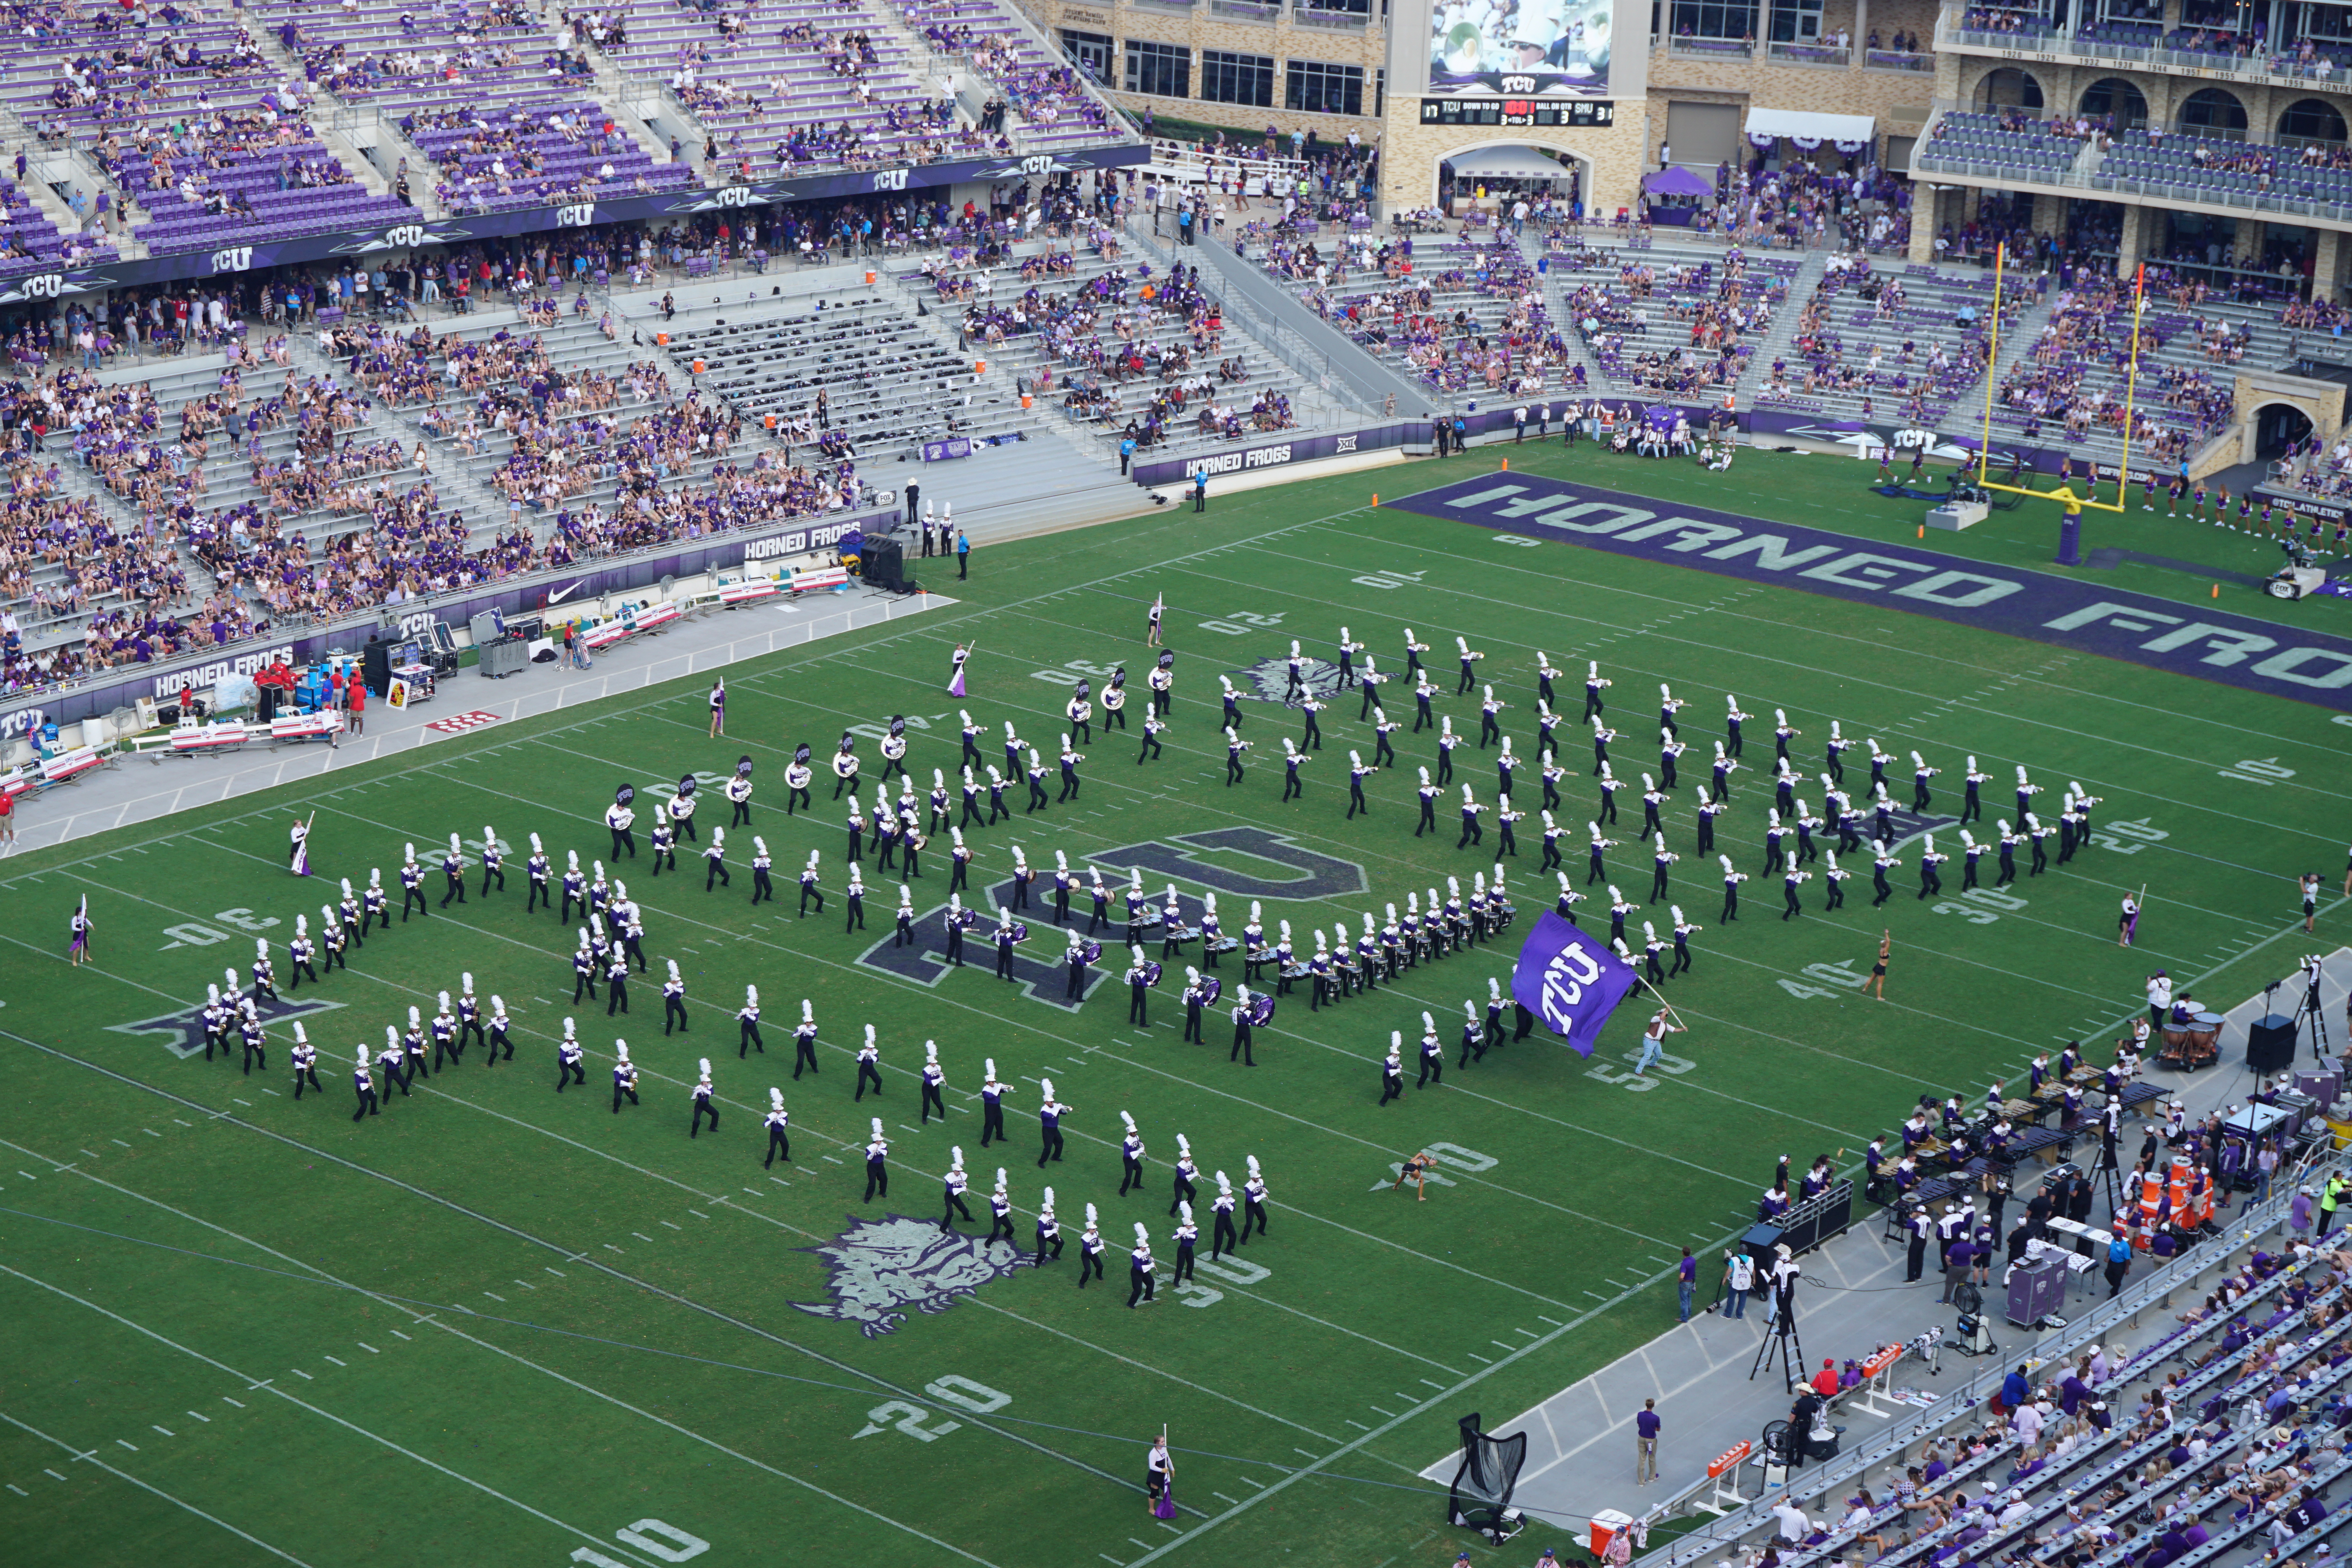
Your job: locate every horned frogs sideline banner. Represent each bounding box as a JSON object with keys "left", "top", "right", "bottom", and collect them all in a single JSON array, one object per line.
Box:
[{"left": 1511, "top": 911, "right": 1639, "bottom": 1057}]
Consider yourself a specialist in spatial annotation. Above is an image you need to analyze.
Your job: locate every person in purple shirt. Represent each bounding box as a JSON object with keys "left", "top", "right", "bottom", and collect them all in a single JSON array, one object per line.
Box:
[
  {"left": 1678, "top": 1246, "right": 1697, "bottom": 1321},
  {"left": 1635, "top": 1398, "right": 1662, "bottom": 1485}
]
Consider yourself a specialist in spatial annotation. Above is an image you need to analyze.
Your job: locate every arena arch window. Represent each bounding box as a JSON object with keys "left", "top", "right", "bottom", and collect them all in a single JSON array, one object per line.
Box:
[
  {"left": 1973, "top": 66, "right": 2044, "bottom": 111},
  {"left": 2079, "top": 77, "right": 2149, "bottom": 130},
  {"left": 2179, "top": 86, "right": 2249, "bottom": 134},
  {"left": 2278, "top": 96, "right": 2348, "bottom": 144}
]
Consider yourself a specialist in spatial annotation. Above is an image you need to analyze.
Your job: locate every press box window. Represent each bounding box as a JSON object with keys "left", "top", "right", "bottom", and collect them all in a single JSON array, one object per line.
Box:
[
  {"left": 1125, "top": 38, "right": 1190, "bottom": 98},
  {"left": 1200, "top": 49, "right": 1274, "bottom": 107}
]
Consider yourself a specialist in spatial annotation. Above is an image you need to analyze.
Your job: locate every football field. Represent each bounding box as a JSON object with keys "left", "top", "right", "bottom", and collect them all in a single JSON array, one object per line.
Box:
[{"left": 0, "top": 442, "right": 2345, "bottom": 1568}]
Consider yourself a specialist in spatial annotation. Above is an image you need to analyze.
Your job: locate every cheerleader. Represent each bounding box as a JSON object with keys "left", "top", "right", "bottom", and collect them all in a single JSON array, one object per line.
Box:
[
  {"left": 1118, "top": 1110, "right": 1147, "bottom": 1195},
  {"left": 920, "top": 1040, "right": 947, "bottom": 1123},
  {"left": 1076, "top": 1205, "right": 1107, "bottom": 1288},
  {"left": 764, "top": 1089, "right": 791, "bottom": 1167},
  {"left": 690, "top": 1059, "right": 718, "bottom": 1138},
  {"left": 980, "top": 1058, "right": 1009, "bottom": 1145},
  {"left": 1240, "top": 1156, "right": 1270, "bottom": 1243},
  {"left": 750, "top": 836, "right": 775, "bottom": 904},
  {"left": 556, "top": 1018, "right": 586, "bottom": 1090},
  {"left": 855, "top": 1024, "right": 883, "bottom": 1100},
  {"left": 289, "top": 1023, "right": 321, "bottom": 1099},
  {"left": 486, "top": 994, "right": 514, "bottom": 1063},
  {"left": 925, "top": 1145, "right": 972, "bottom": 1227},
  {"left": 352, "top": 1045, "right": 380, "bottom": 1122},
  {"left": 1036, "top": 1186, "right": 1064, "bottom": 1261},
  {"left": 793, "top": 999, "right": 820, "bottom": 1079},
  {"left": 1127, "top": 1223, "right": 1157, "bottom": 1308},
  {"left": 987, "top": 1168, "right": 1015, "bottom": 1243},
  {"left": 662, "top": 960, "right": 688, "bottom": 1035},
  {"left": 611, "top": 1041, "right": 640, "bottom": 1112},
  {"left": 864, "top": 1119, "right": 890, "bottom": 1200}
]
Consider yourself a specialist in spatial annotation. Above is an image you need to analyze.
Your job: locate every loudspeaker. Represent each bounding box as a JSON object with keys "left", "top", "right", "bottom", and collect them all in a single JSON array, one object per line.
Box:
[
  {"left": 2249, "top": 1014, "right": 2298, "bottom": 1071},
  {"left": 864, "top": 538, "right": 904, "bottom": 592}
]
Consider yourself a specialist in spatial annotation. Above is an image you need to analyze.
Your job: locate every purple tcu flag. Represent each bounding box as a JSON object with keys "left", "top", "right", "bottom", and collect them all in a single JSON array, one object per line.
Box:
[{"left": 1512, "top": 912, "right": 1640, "bottom": 1058}]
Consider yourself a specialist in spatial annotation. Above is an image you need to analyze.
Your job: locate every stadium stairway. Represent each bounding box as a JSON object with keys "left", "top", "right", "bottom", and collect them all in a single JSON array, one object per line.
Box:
[
  {"left": 1182, "top": 225, "right": 1434, "bottom": 417},
  {"left": 1737, "top": 250, "right": 1831, "bottom": 408}
]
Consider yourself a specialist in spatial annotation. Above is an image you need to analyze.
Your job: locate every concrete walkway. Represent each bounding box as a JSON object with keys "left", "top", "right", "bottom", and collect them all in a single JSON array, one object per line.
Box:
[{"left": 1, "top": 584, "right": 953, "bottom": 858}]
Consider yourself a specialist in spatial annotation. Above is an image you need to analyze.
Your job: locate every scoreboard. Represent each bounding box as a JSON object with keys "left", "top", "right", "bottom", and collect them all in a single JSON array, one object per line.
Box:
[{"left": 1419, "top": 98, "right": 1616, "bottom": 127}]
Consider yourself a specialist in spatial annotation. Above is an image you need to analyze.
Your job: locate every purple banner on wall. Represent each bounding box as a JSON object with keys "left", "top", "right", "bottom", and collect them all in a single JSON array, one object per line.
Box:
[
  {"left": 922, "top": 437, "right": 974, "bottom": 463},
  {"left": 1388, "top": 472, "right": 2352, "bottom": 707},
  {"left": 1, "top": 506, "right": 895, "bottom": 733},
  {"left": 1511, "top": 911, "right": 1640, "bottom": 1058},
  {"left": 0, "top": 144, "right": 1151, "bottom": 304}
]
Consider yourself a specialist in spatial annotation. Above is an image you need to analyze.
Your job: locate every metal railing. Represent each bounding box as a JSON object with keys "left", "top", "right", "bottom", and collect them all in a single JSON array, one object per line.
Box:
[
  {"left": 1767, "top": 39, "right": 1851, "bottom": 65},
  {"left": 1863, "top": 47, "right": 1936, "bottom": 70},
  {"left": 1633, "top": 1145, "right": 2345, "bottom": 1568},
  {"left": 1665, "top": 34, "right": 1755, "bottom": 58},
  {"left": 1123, "top": 214, "right": 1382, "bottom": 417},
  {"left": 1293, "top": 2, "right": 1374, "bottom": 28},
  {"left": 1937, "top": 8, "right": 2352, "bottom": 88}
]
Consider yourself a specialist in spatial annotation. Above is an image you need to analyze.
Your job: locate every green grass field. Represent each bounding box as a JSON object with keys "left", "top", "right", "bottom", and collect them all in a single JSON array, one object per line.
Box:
[{"left": 1, "top": 441, "right": 2346, "bottom": 1568}]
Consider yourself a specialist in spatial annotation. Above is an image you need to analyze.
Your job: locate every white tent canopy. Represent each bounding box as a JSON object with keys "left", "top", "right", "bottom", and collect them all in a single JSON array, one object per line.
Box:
[
  {"left": 1442, "top": 145, "right": 1578, "bottom": 179},
  {"left": 1743, "top": 107, "right": 1877, "bottom": 143}
]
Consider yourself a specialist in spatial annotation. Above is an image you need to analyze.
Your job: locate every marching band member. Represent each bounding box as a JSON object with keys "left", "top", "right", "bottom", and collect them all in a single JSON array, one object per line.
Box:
[
  {"left": 611, "top": 1040, "right": 639, "bottom": 1113},
  {"left": 555, "top": 1018, "right": 586, "bottom": 1091},
  {"left": 920, "top": 1040, "right": 948, "bottom": 1124},
  {"left": 763, "top": 1088, "right": 791, "bottom": 1166},
  {"left": 979, "top": 1058, "right": 1010, "bottom": 1146},
  {"left": 854, "top": 1024, "right": 883, "bottom": 1101},
  {"left": 1119, "top": 1110, "right": 1147, "bottom": 1196},
  {"left": 987, "top": 1167, "right": 1015, "bottom": 1243},
  {"left": 863, "top": 1118, "right": 889, "bottom": 1200},
  {"left": 690, "top": 1059, "right": 717, "bottom": 1138},
  {"left": 942, "top": 1147, "right": 974, "bottom": 1228},
  {"left": 789, "top": 999, "right": 819, "bottom": 1079},
  {"left": 662, "top": 959, "right": 689, "bottom": 1035}
]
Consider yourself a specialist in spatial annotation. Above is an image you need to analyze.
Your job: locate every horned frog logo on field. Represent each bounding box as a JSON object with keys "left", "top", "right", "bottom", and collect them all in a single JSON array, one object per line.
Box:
[
  {"left": 1234, "top": 655, "right": 1344, "bottom": 706},
  {"left": 791, "top": 1214, "right": 1032, "bottom": 1337}
]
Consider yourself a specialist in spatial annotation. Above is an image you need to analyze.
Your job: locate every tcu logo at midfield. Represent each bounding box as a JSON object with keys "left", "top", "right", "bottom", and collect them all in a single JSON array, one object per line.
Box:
[
  {"left": 871, "top": 167, "right": 910, "bottom": 191},
  {"left": 209, "top": 246, "right": 254, "bottom": 274}
]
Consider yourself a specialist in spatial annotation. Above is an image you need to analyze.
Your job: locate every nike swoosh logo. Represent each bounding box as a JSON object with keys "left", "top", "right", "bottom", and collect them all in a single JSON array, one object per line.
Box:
[{"left": 547, "top": 581, "right": 586, "bottom": 604}]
